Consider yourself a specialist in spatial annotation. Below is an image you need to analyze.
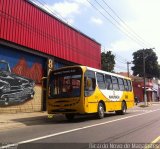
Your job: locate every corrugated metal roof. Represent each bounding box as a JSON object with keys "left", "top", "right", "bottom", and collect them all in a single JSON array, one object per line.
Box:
[{"left": 0, "top": 0, "right": 101, "bottom": 69}]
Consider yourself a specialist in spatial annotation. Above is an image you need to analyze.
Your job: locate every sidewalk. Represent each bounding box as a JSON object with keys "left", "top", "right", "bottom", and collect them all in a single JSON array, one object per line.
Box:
[
  {"left": 137, "top": 101, "right": 160, "bottom": 106},
  {"left": 0, "top": 112, "right": 48, "bottom": 131}
]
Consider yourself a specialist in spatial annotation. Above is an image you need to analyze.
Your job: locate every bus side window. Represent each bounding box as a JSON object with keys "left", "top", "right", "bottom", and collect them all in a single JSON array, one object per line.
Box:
[
  {"left": 127, "top": 80, "right": 132, "bottom": 91},
  {"left": 124, "top": 79, "right": 129, "bottom": 91},
  {"left": 118, "top": 78, "right": 125, "bottom": 91},
  {"left": 105, "top": 74, "right": 113, "bottom": 90},
  {"left": 84, "top": 70, "right": 96, "bottom": 96},
  {"left": 112, "top": 76, "right": 119, "bottom": 90},
  {"left": 96, "top": 73, "right": 106, "bottom": 89},
  {"left": 49, "top": 76, "right": 56, "bottom": 97}
]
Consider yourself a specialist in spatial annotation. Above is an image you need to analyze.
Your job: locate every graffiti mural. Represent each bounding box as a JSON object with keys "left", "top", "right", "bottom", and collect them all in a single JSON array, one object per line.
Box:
[
  {"left": 0, "top": 60, "right": 35, "bottom": 106},
  {"left": 0, "top": 45, "right": 45, "bottom": 112}
]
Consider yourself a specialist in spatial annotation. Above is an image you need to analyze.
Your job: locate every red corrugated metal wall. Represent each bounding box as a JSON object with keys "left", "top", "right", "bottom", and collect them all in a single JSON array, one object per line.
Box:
[{"left": 0, "top": 0, "right": 101, "bottom": 69}]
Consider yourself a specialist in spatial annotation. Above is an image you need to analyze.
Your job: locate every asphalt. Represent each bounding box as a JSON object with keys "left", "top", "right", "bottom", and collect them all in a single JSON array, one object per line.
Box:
[{"left": 0, "top": 102, "right": 159, "bottom": 132}]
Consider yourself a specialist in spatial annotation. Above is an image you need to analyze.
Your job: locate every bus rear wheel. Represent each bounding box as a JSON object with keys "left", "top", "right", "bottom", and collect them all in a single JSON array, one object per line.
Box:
[
  {"left": 65, "top": 114, "right": 75, "bottom": 121},
  {"left": 116, "top": 101, "right": 127, "bottom": 115},
  {"left": 97, "top": 102, "right": 105, "bottom": 119}
]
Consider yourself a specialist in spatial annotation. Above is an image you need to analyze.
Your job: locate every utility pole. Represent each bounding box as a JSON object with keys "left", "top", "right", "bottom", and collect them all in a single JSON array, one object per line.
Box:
[
  {"left": 127, "top": 62, "right": 131, "bottom": 77},
  {"left": 143, "top": 49, "right": 147, "bottom": 106}
]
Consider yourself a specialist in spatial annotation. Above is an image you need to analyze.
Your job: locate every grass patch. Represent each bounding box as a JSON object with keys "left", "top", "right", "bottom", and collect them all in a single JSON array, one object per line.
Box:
[{"left": 139, "top": 105, "right": 149, "bottom": 108}]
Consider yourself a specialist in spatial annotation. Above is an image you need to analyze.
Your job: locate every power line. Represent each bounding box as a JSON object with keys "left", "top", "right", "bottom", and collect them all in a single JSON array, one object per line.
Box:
[
  {"left": 32, "top": 0, "right": 160, "bottom": 60},
  {"left": 29, "top": 0, "right": 85, "bottom": 34},
  {"left": 30, "top": 0, "right": 67, "bottom": 23},
  {"left": 96, "top": 0, "right": 160, "bottom": 57},
  {"left": 116, "top": 64, "right": 127, "bottom": 69},
  {"left": 101, "top": 0, "right": 153, "bottom": 48},
  {"left": 115, "top": 58, "right": 127, "bottom": 64},
  {"left": 114, "top": 53, "right": 128, "bottom": 63},
  {"left": 32, "top": 0, "right": 158, "bottom": 63},
  {"left": 87, "top": 0, "right": 160, "bottom": 65},
  {"left": 30, "top": 0, "right": 159, "bottom": 67},
  {"left": 114, "top": 66, "right": 127, "bottom": 71},
  {"left": 101, "top": 46, "right": 129, "bottom": 65},
  {"left": 87, "top": 0, "right": 146, "bottom": 47}
]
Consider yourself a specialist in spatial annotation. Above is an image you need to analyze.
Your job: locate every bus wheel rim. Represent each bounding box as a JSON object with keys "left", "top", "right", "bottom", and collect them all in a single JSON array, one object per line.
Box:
[
  {"left": 123, "top": 103, "right": 126, "bottom": 113},
  {"left": 99, "top": 105, "right": 104, "bottom": 117}
]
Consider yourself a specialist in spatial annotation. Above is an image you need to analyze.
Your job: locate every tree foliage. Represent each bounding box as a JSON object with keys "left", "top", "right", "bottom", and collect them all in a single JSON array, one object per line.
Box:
[
  {"left": 101, "top": 51, "right": 115, "bottom": 72},
  {"left": 132, "top": 49, "right": 160, "bottom": 78}
]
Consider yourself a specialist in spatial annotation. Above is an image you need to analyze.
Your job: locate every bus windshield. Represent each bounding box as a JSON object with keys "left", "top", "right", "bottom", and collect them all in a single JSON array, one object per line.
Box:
[{"left": 49, "top": 68, "right": 82, "bottom": 99}]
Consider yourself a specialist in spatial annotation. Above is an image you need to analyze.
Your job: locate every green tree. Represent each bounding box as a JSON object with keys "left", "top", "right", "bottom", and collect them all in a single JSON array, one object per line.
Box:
[
  {"left": 132, "top": 49, "right": 160, "bottom": 78},
  {"left": 101, "top": 51, "right": 115, "bottom": 72}
]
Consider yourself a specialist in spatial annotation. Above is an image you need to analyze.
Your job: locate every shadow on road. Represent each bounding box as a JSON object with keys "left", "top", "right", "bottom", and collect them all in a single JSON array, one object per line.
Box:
[{"left": 12, "top": 112, "right": 128, "bottom": 126}]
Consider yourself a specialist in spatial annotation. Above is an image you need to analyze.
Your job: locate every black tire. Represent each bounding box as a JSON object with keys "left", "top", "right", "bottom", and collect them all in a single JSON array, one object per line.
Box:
[
  {"left": 97, "top": 102, "right": 105, "bottom": 119},
  {"left": 65, "top": 114, "right": 75, "bottom": 121},
  {"left": 116, "top": 101, "right": 127, "bottom": 115}
]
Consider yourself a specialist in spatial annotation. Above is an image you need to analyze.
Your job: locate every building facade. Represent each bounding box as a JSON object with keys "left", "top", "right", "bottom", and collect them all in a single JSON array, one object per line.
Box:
[
  {"left": 132, "top": 76, "right": 160, "bottom": 102},
  {"left": 0, "top": 0, "right": 101, "bottom": 113},
  {"left": 118, "top": 72, "right": 160, "bottom": 103}
]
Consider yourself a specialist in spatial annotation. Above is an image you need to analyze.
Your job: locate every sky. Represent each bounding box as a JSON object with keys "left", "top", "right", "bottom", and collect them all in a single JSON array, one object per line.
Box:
[{"left": 32, "top": 0, "right": 160, "bottom": 73}]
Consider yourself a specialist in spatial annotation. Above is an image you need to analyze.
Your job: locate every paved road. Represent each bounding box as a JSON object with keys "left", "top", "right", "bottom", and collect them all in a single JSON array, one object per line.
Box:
[{"left": 0, "top": 104, "right": 160, "bottom": 149}]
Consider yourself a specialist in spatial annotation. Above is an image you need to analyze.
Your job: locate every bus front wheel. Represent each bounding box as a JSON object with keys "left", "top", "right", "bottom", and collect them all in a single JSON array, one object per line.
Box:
[
  {"left": 65, "top": 114, "right": 75, "bottom": 121},
  {"left": 97, "top": 102, "right": 105, "bottom": 119}
]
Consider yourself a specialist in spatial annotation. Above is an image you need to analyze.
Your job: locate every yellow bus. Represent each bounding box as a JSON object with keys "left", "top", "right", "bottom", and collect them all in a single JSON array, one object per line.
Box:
[{"left": 47, "top": 65, "right": 134, "bottom": 121}]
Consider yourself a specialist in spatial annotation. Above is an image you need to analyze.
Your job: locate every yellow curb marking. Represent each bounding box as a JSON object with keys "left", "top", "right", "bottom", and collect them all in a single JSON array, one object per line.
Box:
[
  {"left": 152, "top": 136, "right": 160, "bottom": 143},
  {"left": 145, "top": 136, "right": 160, "bottom": 149},
  {"left": 48, "top": 114, "right": 54, "bottom": 118}
]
